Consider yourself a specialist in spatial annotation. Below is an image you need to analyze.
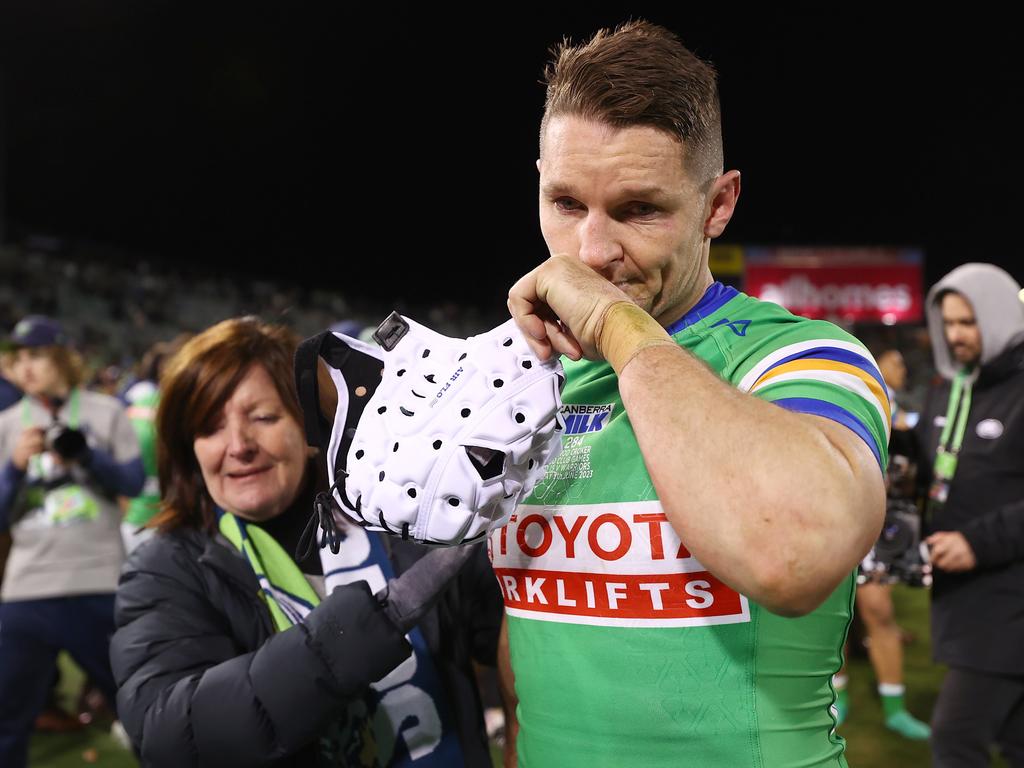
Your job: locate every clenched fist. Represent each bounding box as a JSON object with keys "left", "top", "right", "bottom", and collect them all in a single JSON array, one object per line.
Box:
[{"left": 507, "top": 254, "right": 674, "bottom": 371}]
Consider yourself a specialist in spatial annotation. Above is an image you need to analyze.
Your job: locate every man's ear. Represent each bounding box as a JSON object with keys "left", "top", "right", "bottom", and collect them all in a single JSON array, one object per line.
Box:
[{"left": 704, "top": 170, "right": 741, "bottom": 238}]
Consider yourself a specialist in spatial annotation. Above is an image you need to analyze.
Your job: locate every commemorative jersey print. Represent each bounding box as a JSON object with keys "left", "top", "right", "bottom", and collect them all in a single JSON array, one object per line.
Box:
[{"left": 490, "top": 283, "right": 890, "bottom": 768}]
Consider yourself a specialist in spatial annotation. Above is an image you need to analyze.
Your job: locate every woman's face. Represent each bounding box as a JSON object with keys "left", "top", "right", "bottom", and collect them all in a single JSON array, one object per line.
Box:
[{"left": 193, "top": 364, "right": 308, "bottom": 522}]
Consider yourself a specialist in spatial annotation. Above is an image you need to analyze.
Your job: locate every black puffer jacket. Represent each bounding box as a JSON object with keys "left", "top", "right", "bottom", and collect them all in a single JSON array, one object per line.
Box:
[{"left": 111, "top": 526, "right": 502, "bottom": 767}]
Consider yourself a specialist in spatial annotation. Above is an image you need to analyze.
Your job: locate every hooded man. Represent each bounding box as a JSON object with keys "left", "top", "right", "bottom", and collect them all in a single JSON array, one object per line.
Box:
[{"left": 919, "top": 262, "right": 1024, "bottom": 767}]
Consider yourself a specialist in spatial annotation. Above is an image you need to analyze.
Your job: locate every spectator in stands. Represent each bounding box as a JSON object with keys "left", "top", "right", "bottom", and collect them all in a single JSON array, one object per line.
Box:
[{"left": 0, "top": 315, "right": 144, "bottom": 768}]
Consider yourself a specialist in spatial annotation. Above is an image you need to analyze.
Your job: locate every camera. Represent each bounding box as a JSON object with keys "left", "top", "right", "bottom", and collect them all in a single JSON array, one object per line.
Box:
[
  {"left": 45, "top": 423, "right": 89, "bottom": 462},
  {"left": 858, "top": 499, "right": 932, "bottom": 587}
]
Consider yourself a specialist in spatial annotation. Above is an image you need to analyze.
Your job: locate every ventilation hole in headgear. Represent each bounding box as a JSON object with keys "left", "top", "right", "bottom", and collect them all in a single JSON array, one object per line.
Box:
[
  {"left": 422, "top": 349, "right": 430, "bottom": 358},
  {"left": 378, "top": 471, "right": 385, "bottom": 481},
  {"left": 493, "top": 378, "right": 504, "bottom": 388},
  {"left": 466, "top": 445, "right": 506, "bottom": 481},
  {"left": 515, "top": 413, "right": 526, "bottom": 424},
  {"left": 407, "top": 487, "right": 417, "bottom": 498},
  {"left": 355, "top": 450, "right": 364, "bottom": 459},
  {"left": 521, "top": 360, "right": 532, "bottom": 369},
  {"left": 393, "top": 442, "right": 399, "bottom": 452},
  {"left": 528, "top": 459, "right": 535, "bottom": 469},
  {"left": 461, "top": 408, "right": 471, "bottom": 418},
  {"left": 377, "top": 406, "right": 387, "bottom": 414},
  {"left": 400, "top": 406, "right": 415, "bottom": 417},
  {"left": 554, "top": 421, "right": 563, "bottom": 431},
  {"left": 397, "top": 369, "right": 406, "bottom": 377},
  {"left": 458, "top": 352, "right": 467, "bottom": 361},
  {"left": 502, "top": 338, "right": 513, "bottom": 347},
  {"left": 433, "top": 439, "right": 443, "bottom": 450},
  {"left": 448, "top": 497, "right": 460, "bottom": 507},
  {"left": 424, "top": 374, "right": 436, "bottom": 383}
]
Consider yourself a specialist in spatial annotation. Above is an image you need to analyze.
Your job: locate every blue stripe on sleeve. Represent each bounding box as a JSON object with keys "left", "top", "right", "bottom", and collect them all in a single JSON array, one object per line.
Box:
[{"left": 772, "top": 396, "right": 884, "bottom": 470}]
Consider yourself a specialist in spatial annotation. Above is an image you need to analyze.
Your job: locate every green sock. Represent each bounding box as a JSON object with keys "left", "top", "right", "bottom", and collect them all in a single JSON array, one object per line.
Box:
[
  {"left": 880, "top": 685, "right": 931, "bottom": 740},
  {"left": 880, "top": 687, "right": 905, "bottom": 719}
]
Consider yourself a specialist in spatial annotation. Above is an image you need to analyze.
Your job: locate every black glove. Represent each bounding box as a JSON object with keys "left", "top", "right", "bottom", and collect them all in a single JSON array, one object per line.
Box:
[
  {"left": 50, "top": 427, "right": 90, "bottom": 463},
  {"left": 375, "top": 543, "right": 480, "bottom": 633}
]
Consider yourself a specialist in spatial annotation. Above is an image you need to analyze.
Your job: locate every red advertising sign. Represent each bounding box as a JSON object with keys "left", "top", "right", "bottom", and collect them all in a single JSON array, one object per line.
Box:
[{"left": 744, "top": 247, "right": 923, "bottom": 324}]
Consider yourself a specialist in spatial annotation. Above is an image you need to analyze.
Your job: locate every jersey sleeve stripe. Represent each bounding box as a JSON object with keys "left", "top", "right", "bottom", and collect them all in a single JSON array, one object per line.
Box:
[
  {"left": 737, "top": 338, "right": 881, "bottom": 392},
  {"left": 759, "top": 346, "right": 888, "bottom": 395},
  {"left": 771, "top": 397, "right": 883, "bottom": 469},
  {"left": 752, "top": 360, "right": 892, "bottom": 428},
  {"left": 751, "top": 368, "right": 891, "bottom": 443}
]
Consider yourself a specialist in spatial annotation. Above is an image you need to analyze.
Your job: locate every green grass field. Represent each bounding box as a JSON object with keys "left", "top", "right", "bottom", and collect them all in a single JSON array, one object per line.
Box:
[{"left": 31, "top": 586, "right": 1004, "bottom": 766}]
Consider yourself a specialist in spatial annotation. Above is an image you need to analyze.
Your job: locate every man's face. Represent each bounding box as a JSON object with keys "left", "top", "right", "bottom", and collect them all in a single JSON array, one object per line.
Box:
[
  {"left": 537, "top": 116, "right": 713, "bottom": 326},
  {"left": 941, "top": 292, "right": 982, "bottom": 367},
  {"left": 13, "top": 347, "right": 64, "bottom": 398}
]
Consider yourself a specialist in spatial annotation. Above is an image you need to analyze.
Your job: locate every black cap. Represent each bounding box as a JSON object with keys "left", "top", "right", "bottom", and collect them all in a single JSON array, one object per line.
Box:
[{"left": 5, "top": 315, "right": 70, "bottom": 349}]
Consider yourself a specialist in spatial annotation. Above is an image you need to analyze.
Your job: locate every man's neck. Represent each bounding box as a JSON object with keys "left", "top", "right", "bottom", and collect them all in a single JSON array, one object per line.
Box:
[{"left": 657, "top": 269, "right": 715, "bottom": 329}]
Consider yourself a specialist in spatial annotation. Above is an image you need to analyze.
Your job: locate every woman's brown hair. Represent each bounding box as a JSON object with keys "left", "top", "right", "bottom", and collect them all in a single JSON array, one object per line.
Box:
[{"left": 150, "top": 317, "right": 303, "bottom": 533}]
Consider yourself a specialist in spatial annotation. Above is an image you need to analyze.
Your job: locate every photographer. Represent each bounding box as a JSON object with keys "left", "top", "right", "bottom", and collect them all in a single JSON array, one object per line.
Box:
[{"left": 0, "top": 315, "right": 144, "bottom": 768}]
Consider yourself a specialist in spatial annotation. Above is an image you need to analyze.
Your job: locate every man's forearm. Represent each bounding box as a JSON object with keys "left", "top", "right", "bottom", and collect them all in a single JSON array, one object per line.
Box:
[{"left": 618, "top": 344, "right": 884, "bottom": 616}]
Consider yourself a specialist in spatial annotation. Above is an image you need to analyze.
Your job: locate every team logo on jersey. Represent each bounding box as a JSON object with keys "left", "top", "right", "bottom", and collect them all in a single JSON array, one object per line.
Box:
[
  {"left": 560, "top": 403, "right": 614, "bottom": 435},
  {"left": 710, "top": 317, "right": 751, "bottom": 336}
]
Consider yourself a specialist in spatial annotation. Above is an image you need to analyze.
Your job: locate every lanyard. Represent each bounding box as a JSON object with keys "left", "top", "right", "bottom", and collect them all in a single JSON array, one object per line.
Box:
[
  {"left": 20, "top": 389, "right": 81, "bottom": 430},
  {"left": 933, "top": 371, "right": 972, "bottom": 481}
]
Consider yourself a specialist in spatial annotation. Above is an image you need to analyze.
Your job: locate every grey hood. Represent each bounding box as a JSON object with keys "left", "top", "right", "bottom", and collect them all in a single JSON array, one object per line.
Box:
[{"left": 925, "top": 262, "right": 1024, "bottom": 379}]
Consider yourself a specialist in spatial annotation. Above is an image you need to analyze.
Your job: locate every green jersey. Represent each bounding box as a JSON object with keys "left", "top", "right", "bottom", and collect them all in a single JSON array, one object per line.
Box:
[{"left": 489, "top": 284, "right": 889, "bottom": 768}]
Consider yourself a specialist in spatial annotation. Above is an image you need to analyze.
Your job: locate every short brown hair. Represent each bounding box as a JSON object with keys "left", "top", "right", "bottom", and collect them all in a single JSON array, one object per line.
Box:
[
  {"left": 151, "top": 317, "right": 302, "bottom": 533},
  {"left": 541, "top": 20, "right": 723, "bottom": 185}
]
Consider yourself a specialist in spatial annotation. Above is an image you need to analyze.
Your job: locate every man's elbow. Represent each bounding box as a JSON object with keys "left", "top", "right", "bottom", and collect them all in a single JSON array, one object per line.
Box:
[
  {"left": 752, "top": 516, "right": 883, "bottom": 618},
  {"left": 756, "top": 576, "right": 843, "bottom": 618}
]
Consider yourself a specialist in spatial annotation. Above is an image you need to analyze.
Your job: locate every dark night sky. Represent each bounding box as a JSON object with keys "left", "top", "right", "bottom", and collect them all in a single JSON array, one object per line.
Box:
[{"left": 1, "top": 4, "right": 1022, "bottom": 308}]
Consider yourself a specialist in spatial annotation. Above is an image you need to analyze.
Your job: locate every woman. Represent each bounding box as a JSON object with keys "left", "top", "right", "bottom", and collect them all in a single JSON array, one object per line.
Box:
[
  {"left": 0, "top": 315, "right": 145, "bottom": 768},
  {"left": 111, "top": 317, "right": 503, "bottom": 767}
]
